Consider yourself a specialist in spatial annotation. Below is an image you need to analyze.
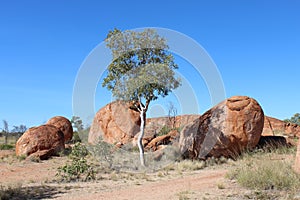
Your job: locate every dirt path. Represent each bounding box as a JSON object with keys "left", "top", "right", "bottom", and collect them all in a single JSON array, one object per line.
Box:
[
  {"left": 0, "top": 150, "right": 247, "bottom": 199},
  {"left": 62, "top": 170, "right": 228, "bottom": 200}
]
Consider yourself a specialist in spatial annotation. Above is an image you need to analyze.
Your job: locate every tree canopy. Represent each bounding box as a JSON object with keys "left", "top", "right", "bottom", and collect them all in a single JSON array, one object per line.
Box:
[
  {"left": 103, "top": 28, "right": 181, "bottom": 109},
  {"left": 284, "top": 113, "right": 300, "bottom": 126}
]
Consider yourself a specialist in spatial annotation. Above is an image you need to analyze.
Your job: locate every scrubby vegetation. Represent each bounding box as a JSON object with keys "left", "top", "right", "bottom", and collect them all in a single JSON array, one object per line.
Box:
[
  {"left": 56, "top": 142, "right": 96, "bottom": 182},
  {"left": 227, "top": 145, "right": 300, "bottom": 198},
  {"left": 0, "top": 144, "right": 14, "bottom": 150}
]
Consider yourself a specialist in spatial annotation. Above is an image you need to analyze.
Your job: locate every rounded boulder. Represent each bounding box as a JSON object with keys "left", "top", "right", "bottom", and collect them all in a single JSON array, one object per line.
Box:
[
  {"left": 180, "top": 96, "right": 264, "bottom": 159},
  {"left": 46, "top": 116, "right": 73, "bottom": 143},
  {"left": 16, "top": 125, "right": 65, "bottom": 160}
]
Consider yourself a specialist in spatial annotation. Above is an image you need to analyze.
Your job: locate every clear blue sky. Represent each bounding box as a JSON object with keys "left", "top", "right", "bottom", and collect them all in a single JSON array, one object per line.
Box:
[{"left": 0, "top": 0, "right": 299, "bottom": 129}]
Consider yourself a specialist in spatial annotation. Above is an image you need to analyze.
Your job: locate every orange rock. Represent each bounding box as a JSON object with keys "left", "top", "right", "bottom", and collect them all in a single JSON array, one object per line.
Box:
[
  {"left": 46, "top": 116, "right": 73, "bottom": 143},
  {"left": 89, "top": 100, "right": 200, "bottom": 147},
  {"left": 145, "top": 130, "right": 180, "bottom": 151},
  {"left": 180, "top": 96, "right": 264, "bottom": 159},
  {"left": 88, "top": 101, "right": 141, "bottom": 145},
  {"left": 262, "top": 116, "right": 300, "bottom": 138},
  {"left": 16, "top": 125, "right": 65, "bottom": 159}
]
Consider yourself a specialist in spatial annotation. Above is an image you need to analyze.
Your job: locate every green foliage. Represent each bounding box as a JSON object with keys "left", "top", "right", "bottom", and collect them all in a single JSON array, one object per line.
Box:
[
  {"left": 103, "top": 28, "right": 181, "bottom": 104},
  {"left": 56, "top": 143, "right": 95, "bottom": 182},
  {"left": 70, "top": 132, "right": 82, "bottom": 143},
  {"left": 157, "top": 125, "right": 182, "bottom": 137},
  {"left": 17, "top": 154, "right": 26, "bottom": 161},
  {"left": 103, "top": 28, "right": 181, "bottom": 167},
  {"left": 70, "top": 127, "right": 90, "bottom": 144},
  {"left": 0, "top": 144, "right": 14, "bottom": 150},
  {"left": 284, "top": 113, "right": 300, "bottom": 125},
  {"left": 157, "top": 126, "right": 172, "bottom": 136}
]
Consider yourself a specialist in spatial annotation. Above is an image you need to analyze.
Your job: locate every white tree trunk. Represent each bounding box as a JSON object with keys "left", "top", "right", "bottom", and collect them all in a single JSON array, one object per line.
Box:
[{"left": 138, "top": 109, "right": 146, "bottom": 167}]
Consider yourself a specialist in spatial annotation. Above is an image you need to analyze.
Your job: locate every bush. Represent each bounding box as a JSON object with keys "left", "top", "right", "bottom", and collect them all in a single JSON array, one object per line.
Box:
[
  {"left": 157, "top": 126, "right": 182, "bottom": 137},
  {"left": 0, "top": 144, "right": 14, "bottom": 150},
  {"left": 56, "top": 143, "right": 95, "bottom": 182},
  {"left": 227, "top": 158, "right": 300, "bottom": 191},
  {"left": 157, "top": 126, "right": 172, "bottom": 136},
  {"left": 70, "top": 132, "right": 82, "bottom": 143}
]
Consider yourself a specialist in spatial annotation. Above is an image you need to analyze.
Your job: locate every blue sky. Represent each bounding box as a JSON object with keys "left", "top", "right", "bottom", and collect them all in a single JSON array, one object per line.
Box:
[{"left": 0, "top": 0, "right": 299, "bottom": 129}]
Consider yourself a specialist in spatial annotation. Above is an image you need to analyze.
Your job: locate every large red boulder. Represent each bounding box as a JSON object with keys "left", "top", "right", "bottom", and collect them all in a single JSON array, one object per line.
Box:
[
  {"left": 46, "top": 116, "right": 73, "bottom": 143},
  {"left": 16, "top": 125, "right": 65, "bottom": 160},
  {"left": 88, "top": 101, "right": 141, "bottom": 145},
  {"left": 180, "top": 96, "right": 264, "bottom": 159},
  {"left": 263, "top": 116, "right": 300, "bottom": 138}
]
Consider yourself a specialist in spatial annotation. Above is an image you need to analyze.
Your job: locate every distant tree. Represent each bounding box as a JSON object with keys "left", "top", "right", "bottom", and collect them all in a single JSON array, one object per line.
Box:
[
  {"left": 11, "top": 125, "right": 27, "bottom": 142},
  {"left": 71, "top": 116, "right": 84, "bottom": 132},
  {"left": 284, "top": 113, "right": 300, "bottom": 126},
  {"left": 11, "top": 124, "right": 27, "bottom": 134},
  {"left": 103, "top": 28, "right": 181, "bottom": 166},
  {"left": 70, "top": 116, "right": 85, "bottom": 143},
  {"left": 167, "top": 102, "right": 178, "bottom": 129},
  {"left": 2, "top": 120, "right": 9, "bottom": 144}
]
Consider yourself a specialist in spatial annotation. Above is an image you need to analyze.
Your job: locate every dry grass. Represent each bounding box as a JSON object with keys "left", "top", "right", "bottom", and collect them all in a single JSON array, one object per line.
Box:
[{"left": 227, "top": 145, "right": 300, "bottom": 198}]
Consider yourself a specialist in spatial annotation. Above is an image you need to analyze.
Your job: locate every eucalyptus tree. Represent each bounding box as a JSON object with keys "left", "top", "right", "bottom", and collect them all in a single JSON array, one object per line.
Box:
[
  {"left": 284, "top": 113, "right": 300, "bottom": 126},
  {"left": 71, "top": 116, "right": 84, "bottom": 132},
  {"left": 103, "top": 28, "right": 181, "bottom": 166}
]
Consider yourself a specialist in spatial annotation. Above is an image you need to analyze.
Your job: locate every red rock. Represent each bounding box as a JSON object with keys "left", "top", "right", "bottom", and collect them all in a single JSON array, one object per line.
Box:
[
  {"left": 16, "top": 125, "right": 65, "bottom": 159},
  {"left": 145, "top": 130, "right": 179, "bottom": 151},
  {"left": 145, "top": 115, "right": 200, "bottom": 140},
  {"left": 89, "top": 100, "right": 200, "bottom": 147},
  {"left": 88, "top": 101, "right": 141, "bottom": 145},
  {"left": 46, "top": 116, "right": 73, "bottom": 143},
  {"left": 180, "top": 96, "right": 264, "bottom": 159},
  {"left": 262, "top": 116, "right": 300, "bottom": 138}
]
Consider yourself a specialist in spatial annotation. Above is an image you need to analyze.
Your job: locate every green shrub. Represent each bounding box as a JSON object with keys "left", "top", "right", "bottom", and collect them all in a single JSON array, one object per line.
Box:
[
  {"left": 157, "top": 126, "right": 172, "bottom": 136},
  {"left": 157, "top": 126, "right": 182, "bottom": 137},
  {"left": 56, "top": 142, "right": 95, "bottom": 182},
  {"left": 0, "top": 144, "right": 14, "bottom": 150},
  {"left": 70, "top": 131, "right": 82, "bottom": 143}
]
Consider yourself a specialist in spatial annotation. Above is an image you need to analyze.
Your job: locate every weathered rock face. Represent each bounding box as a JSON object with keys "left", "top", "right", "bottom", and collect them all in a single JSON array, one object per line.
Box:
[
  {"left": 180, "top": 96, "right": 264, "bottom": 159},
  {"left": 16, "top": 125, "right": 65, "bottom": 160},
  {"left": 262, "top": 116, "right": 300, "bottom": 138},
  {"left": 89, "top": 100, "right": 200, "bottom": 148},
  {"left": 46, "top": 116, "right": 73, "bottom": 143},
  {"left": 88, "top": 101, "right": 141, "bottom": 145},
  {"left": 145, "top": 130, "right": 179, "bottom": 151},
  {"left": 137, "top": 115, "right": 200, "bottom": 147}
]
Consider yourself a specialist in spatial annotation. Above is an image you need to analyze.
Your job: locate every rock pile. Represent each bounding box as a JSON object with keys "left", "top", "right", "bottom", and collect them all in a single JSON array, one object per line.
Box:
[{"left": 88, "top": 96, "right": 299, "bottom": 160}]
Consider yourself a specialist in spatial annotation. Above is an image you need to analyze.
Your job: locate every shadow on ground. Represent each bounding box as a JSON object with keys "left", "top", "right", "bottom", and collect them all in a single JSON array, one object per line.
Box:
[{"left": 0, "top": 185, "right": 69, "bottom": 200}]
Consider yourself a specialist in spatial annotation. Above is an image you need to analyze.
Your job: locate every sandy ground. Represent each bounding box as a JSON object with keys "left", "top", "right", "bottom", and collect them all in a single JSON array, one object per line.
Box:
[{"left": 0, "top": 150, "right": 286, "bottom": 200}]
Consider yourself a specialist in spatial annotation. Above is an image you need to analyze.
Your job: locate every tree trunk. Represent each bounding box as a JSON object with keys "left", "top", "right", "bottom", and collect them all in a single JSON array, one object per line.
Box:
[{"left": 137, "top": 109, "right": 146, "bottom": 167}]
